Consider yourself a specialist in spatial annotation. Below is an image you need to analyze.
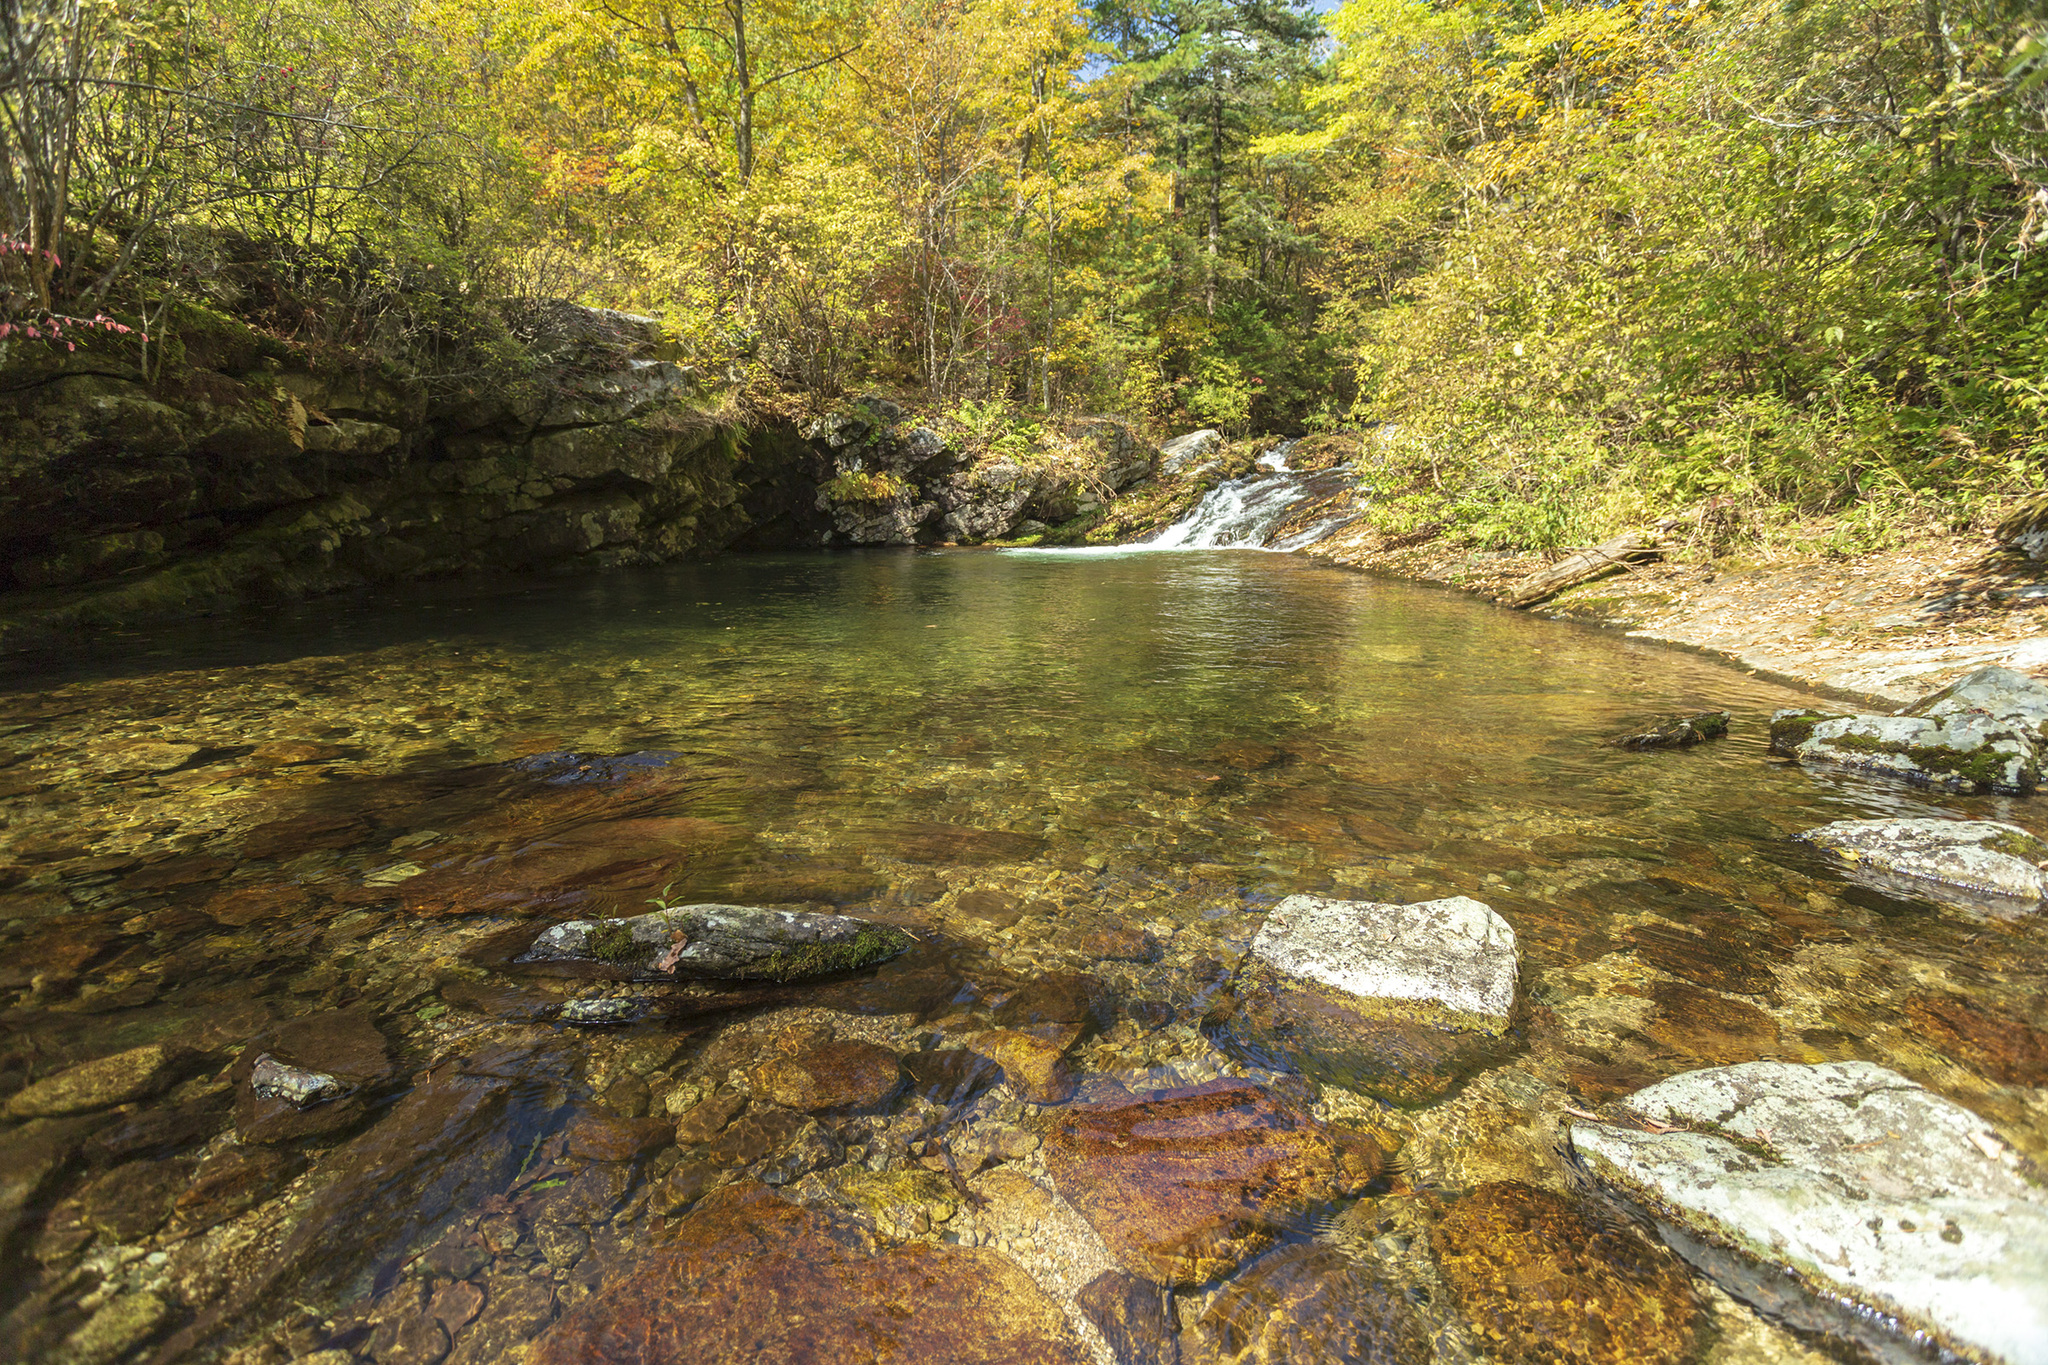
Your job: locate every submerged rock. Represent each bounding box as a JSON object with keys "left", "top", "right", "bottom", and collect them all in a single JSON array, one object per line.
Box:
[
  {"left": 1208, "top": 894, "right": 1519, "bottom": 1104},
  {"left": 750, "top": 1041, "right": 903, "bottom": 1114},
  {"left": 6, "top": 1044, "right": 187, "bottom": 1119},
  {"left": 1771, "top": 665, "right": 2048, "bottom": 795},
  {"left": 507, "top": 750, "right": 681, "bottom": 785},
  {"left": 1432, "top": 1181, "right": 1703, "bottom": 1365},
  {"left": 964, "top": 1028, "right": 1079, "bottom": 1104},
  {"left": 531, "top": 1183, "right": 1092, "bottom": 1364},
  {"left": 521, "top": 902, "right": 912, "bottom": 982},
  {"left": 1569, "top": 1060, "right": 2048, "bottom": 1365},
  {"left": 1076, "top": 1269, "right": 1179, "bottom": 1365},
  {"left": 1043, "top": 1079, "right": 1341, "bottom": 1286},
  {"left": 231, "top": 1008, "right": 391, "bottom": 1146},
  {"left": 1796, "top": 817, "right": 2048, "bottom": 909},
  {"left": 1612, "top": 710, "right": 1730, "bottom": 750},
  {"left": 560, "top": 997, "right": 641, "bottom": 1025},
  {"left": 1192, "top": 1243, "right": 1427, "bottom": 1364}
]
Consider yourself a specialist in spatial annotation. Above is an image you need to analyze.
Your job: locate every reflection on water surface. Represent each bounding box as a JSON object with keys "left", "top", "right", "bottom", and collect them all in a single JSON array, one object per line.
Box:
[{"left": 1, "top": 550, "right": 2042, "bottom": 1364}]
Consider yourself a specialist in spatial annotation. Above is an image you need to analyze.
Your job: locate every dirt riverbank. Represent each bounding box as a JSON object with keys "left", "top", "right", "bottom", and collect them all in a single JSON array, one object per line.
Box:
[{"left": 1304, "top": 518, "right": 2048, "bottom": 709}]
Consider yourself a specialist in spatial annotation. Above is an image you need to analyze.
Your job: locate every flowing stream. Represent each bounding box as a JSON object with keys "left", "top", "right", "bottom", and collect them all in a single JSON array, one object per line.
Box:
[{"left": 0, "top": 550, "right": 2042, "bottom": 1363}]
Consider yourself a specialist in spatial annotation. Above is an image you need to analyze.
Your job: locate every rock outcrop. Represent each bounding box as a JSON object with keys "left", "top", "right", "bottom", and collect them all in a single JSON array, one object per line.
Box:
[
  {"left": 1796, "top": 817, "right": 2048, "bottom": 910},
  {"left": 0, "top": 306, "right": 750, "bottom": 649},
  {"left": 1570, "top": 1061, "right": 2048, "bottom": 1365},
  {"left": 750, "top": 399, "right": 1156, "bottom": 547},
  {"left": 2, "top": 315, "right": 1161, "bottom": 643},
  {"left": 1208, "top": 894, "right": 1520, "bottom": 1104},
  {"left": 1159, "top": 428, "right": 1223, "bottom": 476},
  {"left": 1771, "top": 665, "right": 2048, "bottom": 795}
]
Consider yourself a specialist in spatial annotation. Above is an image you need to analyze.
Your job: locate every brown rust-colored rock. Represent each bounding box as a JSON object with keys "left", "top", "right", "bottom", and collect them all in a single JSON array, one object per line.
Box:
[
  {"left": 748, "top": 1040, "right": 904, "bottom": 1113},
  {"left": 535, "top": 1183, "right": 1092, "bottom": 1365},
  {"left": 673, "top": 1087, "right": 747, "bottom": 1145},
  {"left": 964, "top": 1028, "right": 1077, "bottom": 1104},
  {"left": 1903, "top": 993, "right": 2048, "bottom": 1087},
  {"left": 1641, "top": 981, "right": 1781, "bottom": 1068},
  {"left": 1044, "top": 1079, "right": 1341, "bottom": 1286},
  {"left": 1078, "top": 1269, "right": 1180, "bottom": 1365},
  {"left": 1431, "top": 1182, "right": 1704, "bottom": 1365},
  {"left": 564, "top": 1110, "right": 675, "bottom": 1162}
]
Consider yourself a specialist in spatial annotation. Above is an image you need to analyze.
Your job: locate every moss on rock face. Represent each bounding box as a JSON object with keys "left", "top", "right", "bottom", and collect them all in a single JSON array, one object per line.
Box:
[
  {"left": 747, "top": 925, "right": 910, "bottom": 982},
  {"left": 1769, "top": 710, "right": 1828, "bottom": 754},
  {"left": 583, "top": 919, "right": 645, "bottom": 966}
]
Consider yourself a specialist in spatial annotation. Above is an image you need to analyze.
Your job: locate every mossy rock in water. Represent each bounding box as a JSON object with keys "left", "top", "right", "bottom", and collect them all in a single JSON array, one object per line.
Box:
[
  {"left": 519, "top": 902, "right": 911, "bottom": 982},
  {"left": 1432, "top": 1182, "right": 1704, "bottom": 1365},
  {"left": 1795, "top": 817, "right": 2048, "bottom": 908},
  {"left": 1769, "top": 666, "right": 2048, "bottom": 795},
  {"left": 1612, "top": 710, "right": 1730, "bottom": 750}
]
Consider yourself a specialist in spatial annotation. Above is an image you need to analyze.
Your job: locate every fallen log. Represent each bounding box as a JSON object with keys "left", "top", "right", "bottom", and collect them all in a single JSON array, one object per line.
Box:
[{"left": 1497, "top": 529, "right": 1662, "bottom": 609}]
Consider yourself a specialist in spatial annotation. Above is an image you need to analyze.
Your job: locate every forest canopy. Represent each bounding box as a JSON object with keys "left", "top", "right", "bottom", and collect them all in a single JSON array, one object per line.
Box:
[{"left": 3, "top": 0, "right": 2045, "bottom": 548}]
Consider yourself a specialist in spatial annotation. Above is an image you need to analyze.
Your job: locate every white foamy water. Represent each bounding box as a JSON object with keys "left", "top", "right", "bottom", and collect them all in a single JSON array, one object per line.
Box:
[{"left": 1011, "top": 440, "right": 1357, "bottom": 556}]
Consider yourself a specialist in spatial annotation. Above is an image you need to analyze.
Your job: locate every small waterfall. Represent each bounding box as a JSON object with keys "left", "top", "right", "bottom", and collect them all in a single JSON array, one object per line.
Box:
[{"left": 1137, "top": 441, "right": 1356, "bottom": 551}]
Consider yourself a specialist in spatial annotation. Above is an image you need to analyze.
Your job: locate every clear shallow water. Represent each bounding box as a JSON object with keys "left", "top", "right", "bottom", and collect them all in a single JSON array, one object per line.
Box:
[{"left": 2, "top": 550, "right": 2043, "bottom": 1363}]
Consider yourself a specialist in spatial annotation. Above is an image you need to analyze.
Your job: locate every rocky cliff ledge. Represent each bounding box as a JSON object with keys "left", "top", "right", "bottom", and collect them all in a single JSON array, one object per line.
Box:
[
  {"left": 0, "top": 305, "right": 745, "bottom": 651},
  {"left": 0, "top": 307, "right": 1154, "bottom": 652}
]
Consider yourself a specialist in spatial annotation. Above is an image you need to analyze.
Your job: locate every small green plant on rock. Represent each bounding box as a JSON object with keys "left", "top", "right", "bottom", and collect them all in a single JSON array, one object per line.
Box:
[{"left": 822, "top": 469, "right": 910, "bottom": 504}]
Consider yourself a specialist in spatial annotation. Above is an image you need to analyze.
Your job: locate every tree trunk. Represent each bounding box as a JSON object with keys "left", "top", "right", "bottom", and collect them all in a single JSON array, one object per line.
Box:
[
  {"left": 730, "top": 0, "right": 753, "bottom": 183},
  {"left": 1497, "top": 530, "right": 1662, "bottom": 609},
  {"left": 1206, "top": 61, "right": 1222, "bottom": 317}
]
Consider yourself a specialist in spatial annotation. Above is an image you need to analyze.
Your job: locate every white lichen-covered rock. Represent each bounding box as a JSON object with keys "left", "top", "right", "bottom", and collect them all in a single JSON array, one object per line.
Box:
[
  {"left": 520, "top": 902, "right": 909, "bottom": 982},
  {"left": 560, "top": 998, "right": 641, "bottom": 1025},
  {"left": 1797, "top": 817, "right": 2048, "bottom": 909},
  {"left": 250, "top": 1054, "right": 348, "bottom": 1107},
  {"left": 1159, "top": 429, "right": 1223, "bottom": 475},
  {"left": 1209, "top": 895, "right": 1519, "bottom": 1105},
  {"left": 1571, "top": 1061, "right": 2048, "bottom": 1365},
  {"left": 1771, "top": 665, "right": 2048, "bottom": 795}
]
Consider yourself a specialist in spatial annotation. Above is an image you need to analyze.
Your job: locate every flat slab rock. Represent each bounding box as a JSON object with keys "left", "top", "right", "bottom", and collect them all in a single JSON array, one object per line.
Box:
[
  {"left": 520, "top": 903, "right": 909, "bottom": 981},
  {"left": 532, "top": 1182, "right": 1091, "bottom": 1365},
  {"left": 1771, "top": 665, "right": 2048, "bottom": 795},
  {"left": 1209, "top": 894, "right": 1519, "bottom": 1104},
  {"left": 1570, "top": 1060, "right": 2048, "bottom": 1365},
  {"left": 1797, "top": 817, "right": 2048, "bottom": 910},
  {"left": 1043, "top": 1078, "right": 1340, "bottom": 1286}
]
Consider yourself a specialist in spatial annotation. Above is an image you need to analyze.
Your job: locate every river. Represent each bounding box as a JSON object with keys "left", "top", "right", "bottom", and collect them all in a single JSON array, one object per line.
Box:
[{"left": 1, "top": 547, "right": 2041, "bottom": 1363}]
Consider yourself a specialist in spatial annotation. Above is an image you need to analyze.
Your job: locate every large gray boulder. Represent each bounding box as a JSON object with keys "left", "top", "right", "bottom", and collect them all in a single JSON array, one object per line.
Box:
[
  {"left": 1571, "top": 1061, "right": 2048, "bottom": 1365},
  {"left": 1208, "top": 894, "right": 1519, "bottom": 1104},
  {"left": 1771, "top": 665, "right": 2048, "bottom": 795},
  {"left": 520, "top": 903, "right": 910, "bottom": 982},
  {"left": 1797, "top": 817, "right": 2048, "bottom": 910},
  {"left": 1158, "top": 429, "right": 1223, "bottom": 476}
]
